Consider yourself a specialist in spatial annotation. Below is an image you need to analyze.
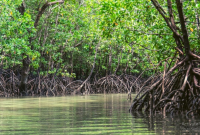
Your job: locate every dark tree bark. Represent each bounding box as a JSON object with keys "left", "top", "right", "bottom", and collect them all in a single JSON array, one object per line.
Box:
[
  {"left": 34, "top": 0, "right": 64, "bottom": 27},
  {"left": 18, "top": 2, "right": 25, "bottom": 15},
  {"left": 194, "top": 0, "right": 200, "bottom": 40},
  {"left": 175, "top": 0, "right": 190, "bottom": 55},
  {"left": 0, "top": 49, "right": 4, "bottom": 79},
  {"left": 19, "top": 57, "right": 30, "bottom": 94},
  {"left": 19, "top": 0, "right": 64, "bottom": 94},
  {"left": 107, "top": 46, "right": 112, "bottom": 75}
]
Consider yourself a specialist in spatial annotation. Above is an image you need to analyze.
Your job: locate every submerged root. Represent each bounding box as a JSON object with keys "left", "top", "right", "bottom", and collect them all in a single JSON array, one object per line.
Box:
[
  {"left": 95, "top": 74, "right": 141, "bottom": 94},
  {"left": 130, "top": 53, "right": 200, "bottom": 117},
  {"left": 0, "top": 70, "right": 73, "bottom": 97},
  {"left": 0, "top": 69, "right": 141, "bottom": 96},
  {"left": 66, "top": 74, "right": 141, "bottom": 95}
]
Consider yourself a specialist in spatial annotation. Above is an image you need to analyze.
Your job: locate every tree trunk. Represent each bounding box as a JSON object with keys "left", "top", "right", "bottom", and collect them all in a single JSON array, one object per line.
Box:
[
  {"left": 0, "top": 49, "right": 3, "bottom": 76},
  {"left": 176, "top": 0, "right": 190, "bottom": 55},
  {"left": 107, "top": 46, "right": 112, "bottom": 75},
  {"left": 19, "top": 0, "right": 64, "bottom": 94},
  {"left": 114, "top": 50, "right": 122, "bottom": 75},
  {"left": 195, "top": 0, "right": 200, "bottom": 41},
  {"left": 20, "top": 56, "right": 30, "bottom": 95}
]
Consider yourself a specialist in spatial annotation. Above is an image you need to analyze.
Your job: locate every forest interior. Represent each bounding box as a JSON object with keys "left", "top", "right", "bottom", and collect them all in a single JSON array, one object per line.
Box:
[{"left": 0, "top": 0, "right": 200, "bottom": 117}]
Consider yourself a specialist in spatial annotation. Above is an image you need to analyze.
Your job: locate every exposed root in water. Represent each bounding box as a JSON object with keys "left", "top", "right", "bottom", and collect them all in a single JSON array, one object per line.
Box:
[
  {"left": 130, "top": 52, "right": 200, "bottom": 117},
  {"left": 0, "top": 70, "right": 141, "bottom": 97},
  {"left": 0, "top": 70, "right": 73, "bottom": 97},
  {"left": 65, "top": 74, "right": 141, "bottom": 95}
]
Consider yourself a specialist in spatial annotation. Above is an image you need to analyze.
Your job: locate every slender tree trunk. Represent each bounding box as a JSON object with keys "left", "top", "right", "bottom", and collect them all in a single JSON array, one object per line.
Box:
[
  {"left": 69, "top": 52, "right": 73, "bottom": 82},
  {"left": 0, "top": 49, "right": 3, "bottom": 75},
  {"left": 20, "top": 56, "right": 30, "bottom": 95},
  {"left": 114, "top": 50, "right": 122, "bottom": 75},
  {"left": 70, "top": 53, "right": 73, "bottom": 74},
  {"left": 105, "top": 55, "right": 108, "bottom": 76},
  {"left": 107, "top": 46, "right": 112, "bottom": 75},
  {"left": 73, "top": 40, "right": 100, "bottom": 94},
  {"left": 195, "top": 0, "right": 200, "bottom": 41},
  {"left": 176, "top": 0, "right": 190, "bottom": 55},
  {"left": 18, "top": 2, "right": 29, "bottom": 95},
  {"left": 19, "top": 0, "right": 64, "bottom": 94}
]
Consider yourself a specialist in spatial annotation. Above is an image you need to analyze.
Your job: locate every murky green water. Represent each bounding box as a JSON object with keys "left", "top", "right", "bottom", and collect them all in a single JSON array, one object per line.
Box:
[{"left": 0, "top": 94, "right": 200, "bottom": 135}]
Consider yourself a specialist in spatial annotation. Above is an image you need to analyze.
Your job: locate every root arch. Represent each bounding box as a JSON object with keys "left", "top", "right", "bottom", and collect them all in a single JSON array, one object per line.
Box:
[{"left": 130, "top": 52, "right": 200, "bottom": 117}]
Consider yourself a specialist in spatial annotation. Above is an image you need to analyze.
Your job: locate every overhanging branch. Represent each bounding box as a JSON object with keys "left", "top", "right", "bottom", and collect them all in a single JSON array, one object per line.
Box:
[
  {"left": 34, "top": 0, "right": 64, "bottom": 28},
  {"left": 151, "top": 0, "right": 184, "bottom": 43},
  {"left": 176, "top": 0, "right": 190, "bottom": 55}
]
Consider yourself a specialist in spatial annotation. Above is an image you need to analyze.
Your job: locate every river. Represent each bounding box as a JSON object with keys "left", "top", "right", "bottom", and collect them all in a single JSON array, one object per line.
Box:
[{"left": 0, "top": 94, "right": 200, "bottom": 134}]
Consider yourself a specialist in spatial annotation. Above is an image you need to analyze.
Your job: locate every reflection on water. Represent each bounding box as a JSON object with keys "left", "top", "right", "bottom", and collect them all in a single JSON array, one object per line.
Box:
[
  {"left": 0, "top": 94, "right": 199, "bottom": 135},
  {"left": 131, "top": 111, "right": 200, "bottom": 135}
]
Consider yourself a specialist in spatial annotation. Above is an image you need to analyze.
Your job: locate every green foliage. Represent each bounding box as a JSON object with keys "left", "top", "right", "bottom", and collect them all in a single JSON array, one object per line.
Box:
[
  {"left": 1, "top": 0, "right": 199, "bottom": 78},
  {"left": 0, "top": 0, "right": 37, "bottom": 68}
]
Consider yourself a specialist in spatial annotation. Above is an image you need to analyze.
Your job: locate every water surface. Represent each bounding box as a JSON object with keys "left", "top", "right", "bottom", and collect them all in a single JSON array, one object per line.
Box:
[{"left": 0, "top": 94, "right": 200, "bottom": 134}]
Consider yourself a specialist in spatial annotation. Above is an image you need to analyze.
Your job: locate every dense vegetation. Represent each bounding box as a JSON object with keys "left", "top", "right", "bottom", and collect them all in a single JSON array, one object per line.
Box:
[{"left": 0, "top": 0, "right": 200, "bottom": 116}]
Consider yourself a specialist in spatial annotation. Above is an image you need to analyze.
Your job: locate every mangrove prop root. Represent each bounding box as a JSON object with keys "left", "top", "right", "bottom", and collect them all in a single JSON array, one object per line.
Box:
[
  {"left": 129, "top": 55, "right": 200, "bottom": 117},
  {"left": 0, "top": 68, "right": 141, "bottom": 96}
]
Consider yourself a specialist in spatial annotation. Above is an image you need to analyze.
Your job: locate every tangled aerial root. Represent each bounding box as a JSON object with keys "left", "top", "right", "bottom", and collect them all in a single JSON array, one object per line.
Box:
[
  {"left": 130, "top": 52, "right": 200, "bottom": 117},
  {"left": 0, "top": 70, "right": 73, "bottom": 97},
  {"left": 0, "top": 69, "right": 141, "bottom": 96},
  {"left": 66, "top": 74, "right": 141, "bottom": 95},
  {"left": 94, "top": 74, "right": 140, "bottom": 94}
]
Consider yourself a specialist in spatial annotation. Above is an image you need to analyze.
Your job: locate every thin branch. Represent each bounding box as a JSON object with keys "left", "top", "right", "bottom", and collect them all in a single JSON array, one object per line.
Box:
[
  {"left": 151, "top": 0, "right": 184, "bottom": 43},
  {"left": 34, "top": 0, "right": 64, "bottom": 28},
  {"left": 176, "top": 0, "right": 190, "bottom": 54}
]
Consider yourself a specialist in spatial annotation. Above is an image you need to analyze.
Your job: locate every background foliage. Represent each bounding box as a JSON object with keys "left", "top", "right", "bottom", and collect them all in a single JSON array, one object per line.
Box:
[{"left": 0, "top": 0, "right": 199, "bottom": 80}]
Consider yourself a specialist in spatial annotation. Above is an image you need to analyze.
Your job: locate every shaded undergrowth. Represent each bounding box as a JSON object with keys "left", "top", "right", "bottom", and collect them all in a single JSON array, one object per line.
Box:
[{"left": 0, "top": 70, "right": 141, "bottom": 97}]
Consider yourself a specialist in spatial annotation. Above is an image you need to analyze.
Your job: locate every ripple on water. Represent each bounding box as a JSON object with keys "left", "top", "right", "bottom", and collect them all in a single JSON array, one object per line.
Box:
[{"left": 0, "top": 94, "right": 200, "bottom": 135}]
